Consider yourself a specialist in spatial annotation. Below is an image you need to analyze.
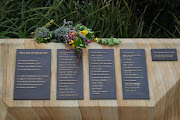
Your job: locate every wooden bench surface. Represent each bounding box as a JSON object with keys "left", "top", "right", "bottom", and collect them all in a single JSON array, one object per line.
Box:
[{"left": 0, "top": 39, "right": 179, "bottom": 120}]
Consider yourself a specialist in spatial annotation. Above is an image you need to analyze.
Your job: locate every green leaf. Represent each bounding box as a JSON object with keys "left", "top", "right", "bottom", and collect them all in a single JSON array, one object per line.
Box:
[
  {"left": 73, "top": 39, "right": 80, "bottom": 47},
  {"left": 80, "top": 44, "right": 84, "bottom": 47},
  {"left": 114, "top": 39, "right": 121, "bottom": 45},
  {"left": 104, "top": 38, "right": 108, "bottom": 44},
  {"left": 108, "top": 42, "right": 114, "bottom": 46},
  {"left": 98, "top": 39, "right": 102, "bottom": 43}
]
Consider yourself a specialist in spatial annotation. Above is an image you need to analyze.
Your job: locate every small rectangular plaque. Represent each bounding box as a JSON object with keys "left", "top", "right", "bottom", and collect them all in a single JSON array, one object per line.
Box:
[
  {"left": 120, "top": 49, "right": 150, "bottom": 99},
  {"left": 14, "top": 49, "right": 51, "bottom": 100},
  {"left": 57, "top": 49, "right": 83, "bottom": 100},
  {"left": 89, "top": 49, "right": 116, "bottom": 99},
  {"left": 151, "top": 49, "right": 178, "bottom": 61}
]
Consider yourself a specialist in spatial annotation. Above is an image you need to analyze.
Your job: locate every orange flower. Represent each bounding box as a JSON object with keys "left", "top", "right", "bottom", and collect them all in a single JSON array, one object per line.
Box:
[{"left": 72, "top": 44, "right": 75, "bottom": 47}]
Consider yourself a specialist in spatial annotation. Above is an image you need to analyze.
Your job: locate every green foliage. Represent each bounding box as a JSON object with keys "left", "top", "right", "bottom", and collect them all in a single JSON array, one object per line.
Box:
[
  {"left": 0, "top": 0, "right": 179, "bottom": 38},
  {"left": 134, "top": 0, "right": 180, "bottom": 37},
  {"left": 53, "top": 23, "right": 72, "bottom": 43},
  {"left": 36, "top": 37, "right": 49, "bottom": 43},
  {"left": 155, "top": 11, "right": 180, "bottom": 38},
  {"left": 98, "top": 36, "right": 121, "bottom": 46},
  {"left": 0, "top": 0, "right": 144, "bottom": 38},
  {"left": 73, "top": 38, "right": 86, "bottom": 52}
]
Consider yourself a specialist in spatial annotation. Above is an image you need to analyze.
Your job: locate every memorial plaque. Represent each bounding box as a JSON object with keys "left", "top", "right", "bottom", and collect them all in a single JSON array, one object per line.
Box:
[
  {"left": 14, "top": 49, "right": 51, "bottom": 100},
  {"left": 89, "top": 49, "right": 116, "bottom": 99},
  {"left": 120, "top": 49, "right": 150, "bottom": 99},
  {"left": 57, "top": 49, "right": 83, "bottom": 100},
  {"left": 151, "top": 49, "right": 178, "bottom": 61}
]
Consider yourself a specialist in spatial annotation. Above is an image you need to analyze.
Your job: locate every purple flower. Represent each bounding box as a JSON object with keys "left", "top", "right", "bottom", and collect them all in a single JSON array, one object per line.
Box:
[
  {"left": 73, "top": 28, "right": 76, "bottom": 31},
  {"left": 64, "top": 19, "right": 66, "bottom": 23},
  {"left": 66, "top": 34, "right": 69, "bottom": 38},
  {"left": 84, "top": 38, "right": 87, "bottom": 41},
  {"left": 87, "top": 39, "right": 91, "bottom": 43},
  {"left": 86, "top": 42, "right": 90, "bottom": 46}
]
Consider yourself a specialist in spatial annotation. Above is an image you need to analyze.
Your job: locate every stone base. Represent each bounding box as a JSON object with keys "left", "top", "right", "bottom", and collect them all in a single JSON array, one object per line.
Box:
[{"left": 0, "top": 39, "right": 180, "bottom": 120}]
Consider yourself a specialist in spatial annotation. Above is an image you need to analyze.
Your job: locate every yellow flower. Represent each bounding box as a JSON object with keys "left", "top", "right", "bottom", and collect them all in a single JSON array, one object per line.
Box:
[
  {"left": 80, "top": 30, "right": 88, "bottom": 37},
  {"left": 45, "top": 19, "right": 54, "bottom": 28},
  {"left": 50, "top": 19, "right": 54, "bottom": 23},
  {"left": 72, "top": 44, "right": 75, "bottom": 47},
  {"left": 91, "top": 37, "right": 99, "bottom": 42},
  {"left": 94, "top": 37, "right": 98, "bottom": 41},
  {"left": 69, "top": 40, "right": 74, "bottom": 45}
]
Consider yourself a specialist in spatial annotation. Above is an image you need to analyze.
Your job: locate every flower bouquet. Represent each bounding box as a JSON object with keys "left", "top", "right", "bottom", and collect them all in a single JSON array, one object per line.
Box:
[{"left": 32, "top": 19, "right": 121, "bottom": 52}]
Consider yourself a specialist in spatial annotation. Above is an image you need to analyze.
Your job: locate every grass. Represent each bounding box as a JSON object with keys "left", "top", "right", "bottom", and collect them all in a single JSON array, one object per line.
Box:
[{"left": 0, "top": 0, "right": 179, "bottom": 38}]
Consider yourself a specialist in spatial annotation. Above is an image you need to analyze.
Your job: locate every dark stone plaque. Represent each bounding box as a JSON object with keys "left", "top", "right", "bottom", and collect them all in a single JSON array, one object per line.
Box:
[
  {"left": 120, "top": 49, "right": 150, "bottom": 99},
  {"left": 57, "top": 49, "right": 83, "bottom": 100},
  {"left": 14, "top": 49, "right": 51, "bottom": 100},
  {"left": 151, "top": 49, "right": 178, "bottom": 61},
  {"left": 89, "top": 49, "right": 116, "bottom": 99}
]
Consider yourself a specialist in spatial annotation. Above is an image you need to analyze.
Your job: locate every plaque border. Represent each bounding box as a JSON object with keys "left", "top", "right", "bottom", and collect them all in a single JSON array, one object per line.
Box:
[
  {"left": 13, "top": 49, "right": 51, "bottom": 100},
  {"left": 56, "top": 49, "right": 84, "bottom": 100},
  {"left": 120, "top": 49, "right": 150, "bottom": 99}
]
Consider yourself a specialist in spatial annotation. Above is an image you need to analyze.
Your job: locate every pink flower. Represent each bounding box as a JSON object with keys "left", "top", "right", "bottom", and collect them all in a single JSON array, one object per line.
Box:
[{"left": 66, "top": 34, "right": 69, "bottom": 38}]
